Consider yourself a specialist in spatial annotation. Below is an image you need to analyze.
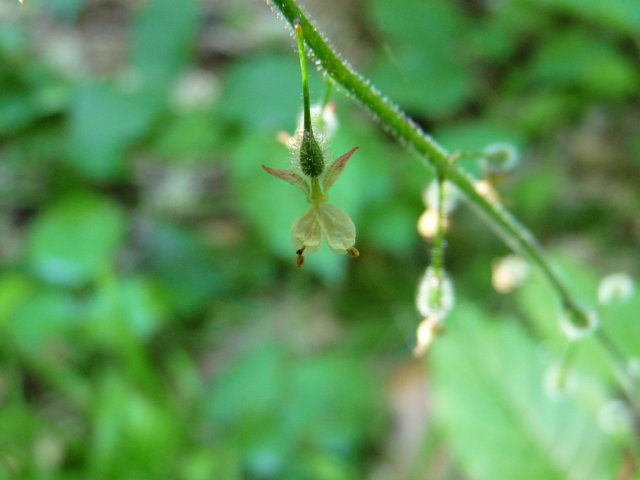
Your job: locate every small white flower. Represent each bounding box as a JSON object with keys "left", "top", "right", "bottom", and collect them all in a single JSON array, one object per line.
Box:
[
  {"left": 413, "top": 316, "right": 443, "bottom": 357},
  {"left": 482, "top": 142, "right": 519, "bottom": 173},
  {"left": 291, "top": 204, "right": 358, "bottom": 264},
  {"left": 422, "top": 180, "right": 458, "bottom": 213},
  {"left": 558, "top": 308, "right": 599, "bottom": 341},
  {"left": 492, "top": 255, "right": 529, "bottom": 293},
  {"left": 597, "top": 273, "right": 635, "bottom": 305},
  {"left": 262, "top": 147, "right": 359, "bottom": 267},
  {"left": 415, "top": 267, "right": 454, "bottom": 319}
]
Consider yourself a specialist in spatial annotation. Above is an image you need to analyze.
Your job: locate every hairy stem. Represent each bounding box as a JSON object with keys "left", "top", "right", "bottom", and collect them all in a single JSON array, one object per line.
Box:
[{"left": 271, "top": 0, "right": 584, "bottom": 318}]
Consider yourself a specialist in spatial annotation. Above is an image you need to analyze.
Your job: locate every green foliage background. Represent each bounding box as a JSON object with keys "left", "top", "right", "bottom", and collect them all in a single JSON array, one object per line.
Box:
[{"left": 0, "top": 0, "right": 639, "bottom": 478}]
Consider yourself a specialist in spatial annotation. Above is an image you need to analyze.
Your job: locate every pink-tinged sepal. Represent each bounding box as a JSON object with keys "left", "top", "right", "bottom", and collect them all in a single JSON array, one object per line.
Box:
[
  {"left": 261, "top": 165, "right": 310, "bottom": 195},
  {"left": 322, "top": 146, "right": 358, "bottom": 191}
]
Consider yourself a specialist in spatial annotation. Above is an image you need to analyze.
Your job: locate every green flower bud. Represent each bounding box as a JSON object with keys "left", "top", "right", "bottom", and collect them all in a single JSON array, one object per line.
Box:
[
  {"left": 558, "top": 306, "right": 598, "bottom": 341},
  {"left": 299, "top": 130, "right": 324, "bottom": 177},
  {"left": 482, "top": 142, "right": 519, "bottom": 173}
]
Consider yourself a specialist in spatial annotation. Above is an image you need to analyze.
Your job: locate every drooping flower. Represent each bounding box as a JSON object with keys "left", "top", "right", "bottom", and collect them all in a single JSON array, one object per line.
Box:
[
  {"left": 262, "top": 20, "right": 359, "bottom": 267},
  {"left": 262, "top": 146, "right": 359, "bottom": 267}
]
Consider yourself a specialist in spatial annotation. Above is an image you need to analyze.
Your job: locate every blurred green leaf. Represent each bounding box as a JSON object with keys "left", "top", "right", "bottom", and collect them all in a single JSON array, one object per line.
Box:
[
  {"left": 151, "top": 111, "right": 224, "bottom": 162},
  {"left": 0, "top": 61, "right": 67, "bottom": 134},
  {"left": 87, "top": 275, "right": 168, "bottom": 345},
  {"left": 9, "top": 287, "right": 78, "bottom": 352},
  {"left": 181, "top": 447, "right": 242, "bottom": 480},
  {"left": 368, "top": 0, "right": 474, "bottom": 117},
  {"left": 509, "top": 168, "right": 562, "bottom": 226},
  {"left": 431, "top": 303, "right": 619, "bottom": 480},
  {"left": 44, "top": 0, "right": 87, "bottom": 22},
  {"left": 89, "top": 374, "right": 181, "bottom": 478},
  {"left": 529, "top": 30, "right": 638, "bottom": 98},
  {"left": 67, "top": 83, "right": 158, "bottom": 179},
  {"left": 0, "top": 90, "right": 41, "bottom": 133},
  {"left": 218, "top": 55, "right": 315, "bottom": 131},
  {"left": 362, "top": 200, "right": 418, "bottom": 255},
  {"left": 0, "top": 273, "right": 34, "bottom": 326},
  {"left": 329, "top": 107, "right": 393, "bottom": 218},
  {"left": 532, "top": 0, "right": 640, "bottom": 34},
  {"left": 27, "top": 192, "right": 125, "bottom": 287},
  {"left": 207, "top": 343, "right": 384, "bottom": 479},
  {"left": 513, "top": 91, "right": 580, "bottom": 136},
  {"left": 229, "top": 133, "right": 300, "bottom": 253},
  {"left": 143, "top": 221, "right": 226, "bottom": 315},
  {"left": 131, "top": 0, "right": 198, "bottom": 90},
  {"left": 601, "top": 288, "right": 640, "bottom": 359}
]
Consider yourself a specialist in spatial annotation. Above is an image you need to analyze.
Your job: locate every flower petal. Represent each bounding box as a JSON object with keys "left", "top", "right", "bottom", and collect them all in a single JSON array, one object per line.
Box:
[
  {"left": 322, "top": 147, "right": 358, "bottom": 191},
  {"left": 262, "top": 165, "right": 310, "bottom": 195},
  {"left": 290, "top": 207, "right": 322, "bottom": 254},
  {"left": 317, "top": 204, "right": 356, "bottom": 254}
]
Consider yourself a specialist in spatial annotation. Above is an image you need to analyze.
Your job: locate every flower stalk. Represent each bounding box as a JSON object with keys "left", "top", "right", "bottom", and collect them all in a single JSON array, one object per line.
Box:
[
  {"left": 270, "top": 0, "right": 591, "bottom": 325},
  {"left": 262, "top": 17, "right": 360, "bottom": 267}
]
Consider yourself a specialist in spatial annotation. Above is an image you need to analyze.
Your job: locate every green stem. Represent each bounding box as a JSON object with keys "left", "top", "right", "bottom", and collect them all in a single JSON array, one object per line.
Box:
[
  {"left": 431, "top": 176, "right": 446, "bottom": 277},
  {"left": 272, "top": 0, "right": 582, "bottom": 318},
  {"left": 321, "top": 77, "right": 334, "bottom": 110},
  {"left": 294, "top": 20, "right": 312, "bottom": 133},
  {"left": 596, "top": 329, "right": 640, "bottom": 413},
  {"left": 429, "top": 175, "right": 446, "bottom": 309}
]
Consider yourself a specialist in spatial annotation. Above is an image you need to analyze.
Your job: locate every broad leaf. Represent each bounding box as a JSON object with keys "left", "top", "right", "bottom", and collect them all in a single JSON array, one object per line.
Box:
[{"left": 430, "top": 303, "right": 619, "bottom": 480}]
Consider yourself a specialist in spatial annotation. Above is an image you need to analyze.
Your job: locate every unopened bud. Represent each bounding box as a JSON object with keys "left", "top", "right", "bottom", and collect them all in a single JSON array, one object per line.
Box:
[
  {"left": 492, "top": 255, "right": 529, "bottom": 293},
  {"left": 558, "top": 307, "right": 599, "bottom": 341},
  {"left": 299, "top": 130, "right": 324, "bottom": 177},
  {"left": 597, "top": 273, "right": 634, "bottom": 305},
  {"left": 412, "top": 317, "right": 442, "bottom": 357},
  {"left": 422, "top": 180, "right": 458, "bottom": 213},
  {"left": 482, "top": 142, "right": 519, "bottom": 173},
  {"left": 416, "top": 267, "right": 454, "bottom": 319}
]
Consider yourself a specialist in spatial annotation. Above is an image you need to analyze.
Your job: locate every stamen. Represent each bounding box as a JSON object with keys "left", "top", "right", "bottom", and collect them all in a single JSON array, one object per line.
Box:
[{"left": 347, "top": 247, "right": 359, "bottom": 258}]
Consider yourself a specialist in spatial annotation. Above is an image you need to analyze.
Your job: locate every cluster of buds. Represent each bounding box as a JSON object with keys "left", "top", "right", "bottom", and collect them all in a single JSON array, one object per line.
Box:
[
  {"left": 413, "top": 178, "right": 455, "bottom": 356},
  {"left": 413, "top": 266, "right": 455, "bottom": 356},
  {"left": 414, "top": 144, "right": 520, "bottom": 355}
]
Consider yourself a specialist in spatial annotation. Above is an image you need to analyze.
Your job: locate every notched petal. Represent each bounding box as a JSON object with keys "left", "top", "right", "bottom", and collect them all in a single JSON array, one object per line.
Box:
[
  {"left": 290, "top": 207, "right": 322, "bottom": 254},
  {"left": 262, "top": 165, "right": 310, "bottom": 195},
  {"left": 318, "top": 204, "right": 356, "bottom": 254},
  {"left": 322, "top": 146, "right": 358, "bottom": 191}
]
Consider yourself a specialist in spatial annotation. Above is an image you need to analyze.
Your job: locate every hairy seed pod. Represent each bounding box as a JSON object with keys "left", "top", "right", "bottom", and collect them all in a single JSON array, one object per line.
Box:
[{"left": 299, "top": 130, "right": 324, "bottom": 177}]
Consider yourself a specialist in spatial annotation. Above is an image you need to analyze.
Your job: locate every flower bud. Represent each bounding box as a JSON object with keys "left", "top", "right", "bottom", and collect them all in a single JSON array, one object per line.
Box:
[
  {"left": 412, "top": 316, "right": 442, "bottom": 357},
  {"left": 597, "top": 273, "right": 635, "bottom": 305},
  {"left": 558, "top": 307, "right": 599, "bottom": 341},
  {"left": 296, "top": 102, "right": 338, "bottom": 141},
  {"left": 492, "top": 255, "right": 529, "bottom": 293},
  {"left": 416, "top": 267, "right": 454, "bottom": 320},
  {"left": 299, "top": 130, "right": 325, "bottom": 177},
  {"left": 422, "top": 180, "right": 458, "bottom": 213},
  {"left": 482, "top": 142, "right": 519, "bottom": 173}
]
